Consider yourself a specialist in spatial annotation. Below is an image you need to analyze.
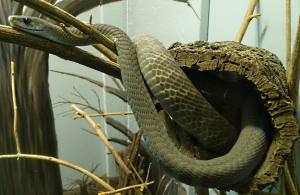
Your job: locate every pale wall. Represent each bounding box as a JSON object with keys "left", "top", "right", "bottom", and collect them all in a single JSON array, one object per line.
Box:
[{"left": 49, "top": 1, "right": 300, "bottom": 194}]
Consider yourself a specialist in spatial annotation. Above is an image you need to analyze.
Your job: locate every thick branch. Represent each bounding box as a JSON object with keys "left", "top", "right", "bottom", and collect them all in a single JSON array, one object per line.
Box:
[
  {"left": 0, "top": 25, "right": 121, "bottom": 79},
  {"left": 14, "top": 0, "right": 116, "bottom": 53}
]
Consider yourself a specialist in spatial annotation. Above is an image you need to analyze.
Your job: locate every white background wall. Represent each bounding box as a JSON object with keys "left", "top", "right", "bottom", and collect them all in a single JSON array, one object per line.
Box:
[{"left": 49, "top": 0, "right": 300, "bottom": 194}]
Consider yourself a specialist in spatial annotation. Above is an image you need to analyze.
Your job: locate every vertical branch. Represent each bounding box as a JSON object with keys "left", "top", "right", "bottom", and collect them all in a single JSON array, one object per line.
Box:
[
  {"left": 284, "top": 161, "right": 298, "bottom": 195},
  {"left": 287, "top": 17, "right": 300, "bottom": 105},
  {"left": 10, "top": 61, "right": 21, "bottom": 154},
  {"left": 285, "top": 0, "right": 291, "bottom": 67},
  {"left": 285, "top": 1, "right": 299, "bottom": 193},
  {"left": 235, "top": 0, "right": 259, "bottom": 42},
  {"left": 285, "top": 16, "right": 300, "bottom": 195}
]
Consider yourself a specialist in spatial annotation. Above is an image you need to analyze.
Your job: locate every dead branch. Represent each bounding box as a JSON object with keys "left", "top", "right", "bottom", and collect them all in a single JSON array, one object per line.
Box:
[
  {"left": 0, "top": 153, "right": 116, "bottom": 192},
  {"left": 0, "top": 25, "right": 121, "bottom": 78},
  {"left": 287, "top": 16, "right": 300, "bottom": 105},
  {"left": 71, "top": 104, "right": 132, "bottom": 175},
  {"left": 235, "top": 0, "right": 259, "bottom": 42},
  {"left": 51, "top": 70, "right": 126, "bottom": 101},
  {"left": 98, "top": 181, "right": 154, "bottom": 195},
  {"left": 10, "top": 61, "right": 21, "bottom": 154}
]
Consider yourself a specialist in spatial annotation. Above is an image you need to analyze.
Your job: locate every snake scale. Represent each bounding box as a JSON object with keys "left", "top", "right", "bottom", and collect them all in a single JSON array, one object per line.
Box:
[{"left": 8, "top": 15, "right": 270, "bottom": 188}]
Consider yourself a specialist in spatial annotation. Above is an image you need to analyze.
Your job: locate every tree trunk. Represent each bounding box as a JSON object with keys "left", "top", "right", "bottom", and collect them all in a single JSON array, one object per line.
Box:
[{"left": 0, "top": 1, "right": 62, "bottom": 194}]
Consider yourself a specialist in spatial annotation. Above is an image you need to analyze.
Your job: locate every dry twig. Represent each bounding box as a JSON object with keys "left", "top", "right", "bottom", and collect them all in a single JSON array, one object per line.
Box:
[
  {"left": 0, "top": 61, "right": 118, "bottom": 194},
  {"left": 88, "top": 112, "right": 133, "bottom": 118},
  {"left": 0, "top": 153, "right": 116, "bottom": 192},
  {"left": 235, "top": 0, "right": 259, "bottom": 42},
  {"left": 10, "top": 61, "right": 21, "bottom": 154},
  {"left": 51, "top": 70, "right": 126, "bottom": 101},
  {"left": 285, "top": 0, "right": 292, "bottom": 67},
  {"left": 283, "top": 161, "right": 298, "bottom": 195},
  {"left": 287, "top": 17, "right": 300, "bottom": 105},
  {"left": 98, "top": 181, "right": 154, "bottom": 195},
  {"left": 71, "top": 104, "right": 131, "bottom": 175}
]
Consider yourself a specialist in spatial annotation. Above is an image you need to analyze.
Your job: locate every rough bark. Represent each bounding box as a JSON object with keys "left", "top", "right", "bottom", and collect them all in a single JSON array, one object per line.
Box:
[{"left": 169, "top": 41, "right": 299, "bottom": 191}]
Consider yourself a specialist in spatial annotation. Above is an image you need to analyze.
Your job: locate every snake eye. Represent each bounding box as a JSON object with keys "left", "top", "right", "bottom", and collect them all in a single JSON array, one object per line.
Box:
[{"left": 23, "top": 17, "right": 32, "bottom": 24}]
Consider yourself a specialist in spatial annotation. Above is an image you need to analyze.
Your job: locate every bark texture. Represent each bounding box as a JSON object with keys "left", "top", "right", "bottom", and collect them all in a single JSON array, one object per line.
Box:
[{"left": 169, "top": 41, "right": 299, "bottom": 191}]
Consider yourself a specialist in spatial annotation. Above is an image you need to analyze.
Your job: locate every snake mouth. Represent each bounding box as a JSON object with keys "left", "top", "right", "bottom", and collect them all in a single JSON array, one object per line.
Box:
[{"left": 13, "top": 26, "right": 44, "bottom": 32}]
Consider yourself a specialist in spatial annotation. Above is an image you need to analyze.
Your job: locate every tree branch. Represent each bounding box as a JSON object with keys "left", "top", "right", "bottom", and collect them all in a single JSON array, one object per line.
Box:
[
  {"left": 10, "top": 61, "right": 21, "bottom": 154},
  {"left": 0, "top": 25, "right": 121, "bottom": 78},
  {"left": 14, "top": 0, "right": 116, "bottom": 53},
  {"left": 0, "top": 153, "right": 117, "bottom": 192},
  {"left": 287, "top": 16, "right": 300, "bottom": 105},
  {"left": 71, "top": 104, "right": 132, "bottom": 175},
  {"left": 235, "top": 0, "right": 259, "bottom": 42}
]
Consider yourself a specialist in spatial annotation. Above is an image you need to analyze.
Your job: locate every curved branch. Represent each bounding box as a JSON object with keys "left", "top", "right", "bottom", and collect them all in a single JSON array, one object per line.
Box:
[
  {"left": 0, "top": 153, "right": 116, "bottom": 192},
  {"left": 0, "top": 25, "right": 121, "bottom": 79},
  {"left": 13, "top": 0, "right": 116, "bottom": 53},
  {"left": 56, "top": 0, "right": 123, "bottom": 17}
]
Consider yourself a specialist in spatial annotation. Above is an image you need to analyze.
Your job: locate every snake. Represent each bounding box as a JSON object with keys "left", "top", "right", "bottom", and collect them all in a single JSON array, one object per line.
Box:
[{"left": 8, "top": 15, "right": 269, "bottom": 188}]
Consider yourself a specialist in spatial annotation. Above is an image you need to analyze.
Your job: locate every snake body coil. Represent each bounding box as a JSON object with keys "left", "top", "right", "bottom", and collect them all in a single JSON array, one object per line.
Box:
[{"left": 8, "top": 16, "right": 269, "bottom": 188}]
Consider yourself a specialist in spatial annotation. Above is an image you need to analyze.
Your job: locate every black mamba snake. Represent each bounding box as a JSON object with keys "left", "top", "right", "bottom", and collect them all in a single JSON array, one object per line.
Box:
[{"left": 8, "top": 15, "right": 269, "bottom": 188}]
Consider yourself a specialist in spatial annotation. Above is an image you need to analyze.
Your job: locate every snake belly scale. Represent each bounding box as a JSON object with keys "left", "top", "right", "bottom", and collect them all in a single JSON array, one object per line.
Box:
[{"left": 8, "top": 15, "right": 269, "bottom": 188}]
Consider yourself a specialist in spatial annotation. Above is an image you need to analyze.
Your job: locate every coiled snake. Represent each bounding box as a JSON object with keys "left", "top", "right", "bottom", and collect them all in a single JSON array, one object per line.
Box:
[{"left": 9, "top": 15, "right": 270, "bottom": 188}]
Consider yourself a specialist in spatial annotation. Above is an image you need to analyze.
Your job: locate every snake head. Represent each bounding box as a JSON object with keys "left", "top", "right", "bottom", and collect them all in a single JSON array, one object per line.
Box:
[
  {"left": 8, "top": 15, "right": 67, "bottom": 44},
  {"left": 8, "top": 15, "right": 48, "bottom": 33}
]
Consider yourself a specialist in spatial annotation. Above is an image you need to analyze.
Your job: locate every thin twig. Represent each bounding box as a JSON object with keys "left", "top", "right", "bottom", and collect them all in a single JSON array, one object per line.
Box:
[
  {"left": 249, "top": 13, "right": 261, "bottom": 19},
  {"left": 51, "top": 70, "right": 126, "bottom": 101},
  {"left": 106, "top": 117, "right": 134, "bottom": 140},
  {"left": 145, "top": 163, "right": 151, "bottom": 183},
  {"left": 174, "top": 0, "right": 200, "bottom": 20},
  {"left": 98, "top": 181, "right": 154, "bottom": 195},
  {"left": 88, "top": 112, "right": 133, "bottom": 118},
  {"left": 286, "top": 18, "right": 300, "bottom": 190},
  {"left": 108, "top": 138, "right": 130, "bottom": 146},
  {"left": 287, "top": 17, "right": 300, "bottom": 105},
  {"left": 129, "top": 161, "right": 145, "bottom": 185},
  {"left": 283, "top": 161, "right": 298, "bottom": 195},
  {"left": 285, "top": 0, "right": 291, "bottom": 68},
  {"left": 235, "top": 0, "right": 259, "bottom": 42},
  {"left": 72, "top": 87, "right": 90, "bottom": 106},
  {"left": 111, "top": 77, "right": 123, "bottom": 91},
  {"left": 10, "top": 61, "right": 21, "bottom": 154},
  {"left": 55, "top": 97, "right": 133, "bottom": 139},
  {"left": 284, "top": 1, "right": 299, "bottom": 194},
  {"left": 0, "top": 153, "right": 117, "bottom": 192},
  {"left": 142, "top": 162, "right": 152, "bottom": 192},
  {"left": 71, "top": 104, "right": 131, "bottom": 175},
  {"left": 81, "top": 128, "right": 99, "bottom": 136}
]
